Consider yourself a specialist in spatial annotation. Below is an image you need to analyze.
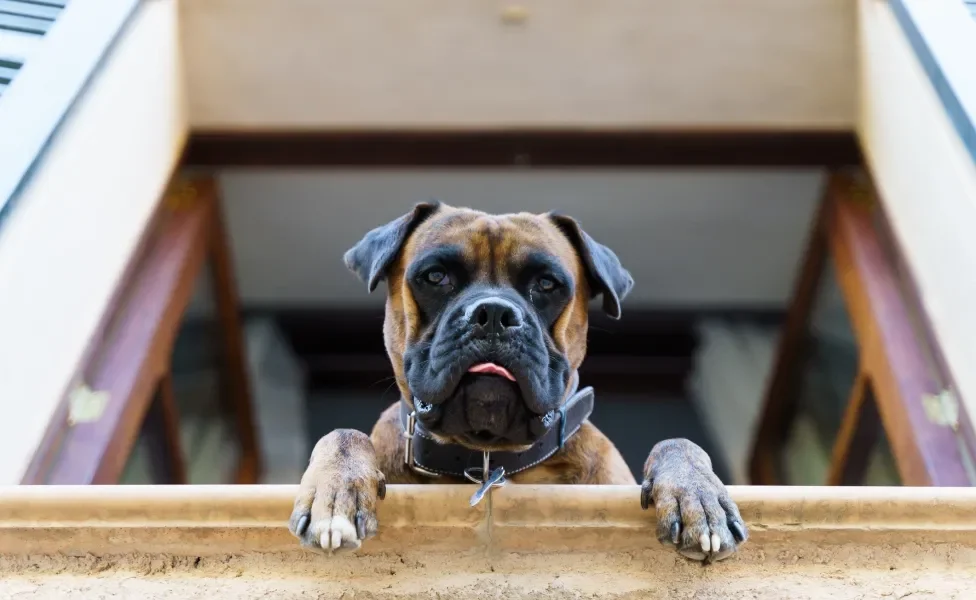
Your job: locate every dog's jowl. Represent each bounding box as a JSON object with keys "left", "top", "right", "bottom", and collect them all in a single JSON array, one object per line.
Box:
[{"left": 288, "top": 203, "right": 748, "bottom": 562}]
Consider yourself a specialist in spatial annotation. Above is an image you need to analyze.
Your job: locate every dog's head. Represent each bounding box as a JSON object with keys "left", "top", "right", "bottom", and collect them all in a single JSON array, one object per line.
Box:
[{"left": 344, "top": 202, "right": 633, "bottom": 451}]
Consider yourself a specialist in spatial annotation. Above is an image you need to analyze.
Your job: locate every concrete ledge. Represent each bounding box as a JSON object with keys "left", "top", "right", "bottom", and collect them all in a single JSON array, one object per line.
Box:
[{"left": 1, "top": 485, "right": 975, "bottom": 597}]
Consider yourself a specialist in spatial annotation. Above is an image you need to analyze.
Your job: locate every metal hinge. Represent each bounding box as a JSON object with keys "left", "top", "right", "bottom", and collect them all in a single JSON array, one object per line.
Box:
[
  {"left": 164, "top": 180, "right": 200, "bottom": 211},
  {"left": 67, "top": 383, "right": 109, "bottom": 426},
  {"left": 922, "top": 390, "right": 959, "bottom": 429},
  {"left": 844, "top": 171, "right": 876, "bottom": 210}
]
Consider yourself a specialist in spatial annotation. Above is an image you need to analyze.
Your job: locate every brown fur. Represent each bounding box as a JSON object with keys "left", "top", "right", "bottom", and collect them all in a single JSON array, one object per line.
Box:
[
  {"left": 289, "top": 204, "right": 747, "bottom": 561},
  {"left": 385, "top": 206, "right": 592, "bottom": 409}
]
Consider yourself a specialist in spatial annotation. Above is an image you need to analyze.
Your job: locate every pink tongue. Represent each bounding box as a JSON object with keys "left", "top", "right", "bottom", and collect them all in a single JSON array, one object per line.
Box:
[{"left": 468, "top": 362, "right": 516, "bottom": 382}]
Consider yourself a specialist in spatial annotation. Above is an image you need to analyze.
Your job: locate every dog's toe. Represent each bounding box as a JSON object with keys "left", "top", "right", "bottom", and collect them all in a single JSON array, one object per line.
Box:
[
  {"left": 641, "top": 439, "right": 748, "bottom": 564},
  {"left": 292, "top": 481, "right": 379, "bottom": 554},
  {"left": 649, "top": 484, "right": 744, "bottom": 563},
  {"left": 288, "top": 430, "right": 385, "bottom": 554},
  {"left": 314, "top": 514, "right": 361, "bottom": 552}
]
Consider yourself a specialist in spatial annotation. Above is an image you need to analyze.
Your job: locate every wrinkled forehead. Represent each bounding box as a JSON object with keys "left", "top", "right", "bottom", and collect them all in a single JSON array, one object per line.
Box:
[{"left": 404, "top": 208, "right": 579, "bottom": 278}]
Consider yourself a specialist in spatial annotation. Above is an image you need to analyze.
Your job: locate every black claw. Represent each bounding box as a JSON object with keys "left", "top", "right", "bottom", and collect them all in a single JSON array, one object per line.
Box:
[
  {"left": 640, "top": 480, "right": 652, "bottom": 510},
  {"left": 730, "top": 520, "right": 748, "bottom": 543},
  {"left": 670, "top": 521, "right": 681, "bottom": 545},
  {"left": 296, "top": 514, "right": 310, "bottom": 536}
]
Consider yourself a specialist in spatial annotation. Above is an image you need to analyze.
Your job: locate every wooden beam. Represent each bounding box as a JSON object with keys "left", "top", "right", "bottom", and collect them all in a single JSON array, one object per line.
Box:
[
  {"left": 143, "top": 373, "right": 188, "bottom": 485},
  {"left": 826, "top": 372, "right": 881, "bottom": 486},
  {"left": 825, "top": 174, "right": 972, "bottom": 486},
  {"left": 23, "top": 177, "right": 264, "bottom": 486},
  {"left": 183, "top": 130, "right": 863, "bottom": 168},
  {"left": 749, "top": 172, "right": 975, "bottom": 486},
  {"left": 28, "top": 185, "right": 212, "bottom": 485}
]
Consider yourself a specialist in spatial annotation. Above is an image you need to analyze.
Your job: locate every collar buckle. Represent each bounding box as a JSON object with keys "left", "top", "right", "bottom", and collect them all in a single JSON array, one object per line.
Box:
[
  {"left": 403, "top": 410, "right": 442, "bottom": 478},
  {"left": 403, "top": 411, "right": 415, "bottom": 467}
]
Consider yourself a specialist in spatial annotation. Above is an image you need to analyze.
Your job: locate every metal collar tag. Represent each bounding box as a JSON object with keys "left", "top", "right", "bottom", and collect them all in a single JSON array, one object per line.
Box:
[{"left": 465, "top": 451, "right": 507, "bottom": 506}]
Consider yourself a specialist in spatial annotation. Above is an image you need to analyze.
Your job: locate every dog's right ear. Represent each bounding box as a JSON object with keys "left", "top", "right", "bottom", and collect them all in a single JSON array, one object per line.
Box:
[{"left": 343, "top": 202, "right": 440, "bottom": 293}]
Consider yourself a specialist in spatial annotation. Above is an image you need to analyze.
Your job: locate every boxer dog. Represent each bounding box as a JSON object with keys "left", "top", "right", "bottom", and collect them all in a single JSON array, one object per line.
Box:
[{"left": 289, "top": 202, "right": 748, "bottom": 562}]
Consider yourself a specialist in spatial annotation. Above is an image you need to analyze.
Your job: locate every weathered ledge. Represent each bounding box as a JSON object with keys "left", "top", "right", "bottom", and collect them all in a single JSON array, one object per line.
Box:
[{"left": 0, "top": 485, "right": 974, "bottom": 598}]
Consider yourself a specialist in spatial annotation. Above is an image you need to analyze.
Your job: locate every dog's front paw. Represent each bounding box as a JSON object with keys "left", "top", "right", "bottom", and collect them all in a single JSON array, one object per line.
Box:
[
  {"left": 288, "top": 429, "right": 386, "bottom": 554},
  {"left": 640, "top": 438, "right": 747, "bottom": 563}
]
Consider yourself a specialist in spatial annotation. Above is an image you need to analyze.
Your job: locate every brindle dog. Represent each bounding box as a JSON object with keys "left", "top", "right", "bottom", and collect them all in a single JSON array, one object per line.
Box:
[{"left": 288, "top": 202, "right": 748, "bottom": 562}]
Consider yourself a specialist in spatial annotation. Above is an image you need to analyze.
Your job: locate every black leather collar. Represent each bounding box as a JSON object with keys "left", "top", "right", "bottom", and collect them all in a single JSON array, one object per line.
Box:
[{"left": 399, "top": 381, "right": 595, "bottom": 479}]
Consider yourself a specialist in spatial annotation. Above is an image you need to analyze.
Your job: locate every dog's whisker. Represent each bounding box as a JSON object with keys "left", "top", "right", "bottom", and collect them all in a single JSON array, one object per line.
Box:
[
  {"left": 380, "top": 380, "right": 400, "bottom": 400},
  {"left": 367, "top": 375, "right": 397, "bottom": 389}
]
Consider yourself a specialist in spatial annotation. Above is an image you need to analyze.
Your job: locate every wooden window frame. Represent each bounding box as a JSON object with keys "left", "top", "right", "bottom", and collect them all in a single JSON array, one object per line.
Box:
[
  {"left": 750, "top": 173, "right": 976, "bottom": 486},
  {"left": 19, "top": 178, "right": 261, "bottom": 485}
]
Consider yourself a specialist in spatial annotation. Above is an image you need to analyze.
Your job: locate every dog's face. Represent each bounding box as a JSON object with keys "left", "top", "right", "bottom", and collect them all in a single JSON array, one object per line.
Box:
[{"left": 344, "top": 203, "right": 633, "bottom": 451}]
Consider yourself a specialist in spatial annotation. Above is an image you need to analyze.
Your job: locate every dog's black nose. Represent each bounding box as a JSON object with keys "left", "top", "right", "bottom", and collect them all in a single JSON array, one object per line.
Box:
[{"left": 467, "top": 298, "right": 523, "bottom": 335}]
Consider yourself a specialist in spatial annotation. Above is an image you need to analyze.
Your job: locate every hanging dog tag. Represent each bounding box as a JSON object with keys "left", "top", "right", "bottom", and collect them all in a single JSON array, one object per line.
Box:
[
  {"left": 469, "top": 465, "right": 506, "bottom": 507},
  {"left": 466, "top": 451, "right": 507, "bottom": 506}
]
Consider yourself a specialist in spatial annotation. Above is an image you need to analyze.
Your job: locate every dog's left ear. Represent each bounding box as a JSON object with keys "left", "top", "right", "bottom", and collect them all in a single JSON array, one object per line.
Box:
[
  {"left": 550, "top": 213, "right": 634, "bottom": 319},
  {"left": 344, "top": 202, "right": 440, "bottom": 292}
]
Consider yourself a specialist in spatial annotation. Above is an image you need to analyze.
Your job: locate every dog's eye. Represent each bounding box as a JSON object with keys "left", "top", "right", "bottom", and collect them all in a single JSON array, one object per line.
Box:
[
  {"left": 538, "top": 276, "right": 557, "bottom": 292},
  {"left": 425, "top": 269, "right": 450, "bottom": 286}
]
